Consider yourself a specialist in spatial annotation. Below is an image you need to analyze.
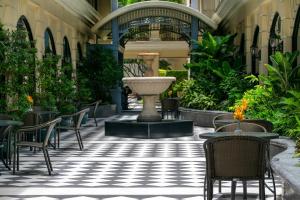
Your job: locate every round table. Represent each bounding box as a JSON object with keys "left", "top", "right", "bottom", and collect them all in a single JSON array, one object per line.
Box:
[
  {"left": 0, "top": 120, "right": 23, "bottom": 127},
  {"left": 195, "top": 132, "right": 279, "bottom": 140}
]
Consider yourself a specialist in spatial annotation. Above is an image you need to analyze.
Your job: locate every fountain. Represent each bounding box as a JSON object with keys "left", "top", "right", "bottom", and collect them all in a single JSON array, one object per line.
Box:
[{"left": 105, "top": 53, "right": 193, "bottom": 139}]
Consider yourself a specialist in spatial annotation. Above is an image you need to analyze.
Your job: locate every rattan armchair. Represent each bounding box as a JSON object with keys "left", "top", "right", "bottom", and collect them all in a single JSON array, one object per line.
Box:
[
  {"left": 216, "top": 122, "right": 267, "bottom": 133},
  {"left": 212, "top": 113, "right": 234, "bottom": 130},
  {"left": 56, "top": 108, "right": 90, "bottom": 150},
  {"left": 0, "top": 125, "right": 13, "bottom": 173},
  {"left": 81, "top": 100, "right": 101, "bottom": 126},
  {"left": 204, "top": 136, "right": 270, "bottom": 200},
  {"left": 13, "top": 117, "right": 61, "bottom": 175}
]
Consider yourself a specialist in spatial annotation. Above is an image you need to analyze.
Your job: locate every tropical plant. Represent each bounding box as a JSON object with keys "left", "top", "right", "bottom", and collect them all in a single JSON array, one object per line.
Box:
[
  {"left": 173, "top": 79, "right": 216, "bottom": 110},
  {"left": 263, "top": 51, "right": 300, "bottom": 94},
  {"left": 185, "top": 32, "right": 252, "bottom": 109}
]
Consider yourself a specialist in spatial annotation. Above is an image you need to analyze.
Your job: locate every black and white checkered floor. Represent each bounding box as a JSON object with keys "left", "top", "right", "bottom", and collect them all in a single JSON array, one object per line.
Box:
[{"left": 0, "top": 114, "right": 282, "bottom": 199}]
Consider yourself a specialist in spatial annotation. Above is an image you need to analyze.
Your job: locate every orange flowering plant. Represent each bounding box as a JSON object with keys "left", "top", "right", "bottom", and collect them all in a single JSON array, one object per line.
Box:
[
  {"left": 27, "top": 95, "right": 34, "bottom": 105},
  {"left": 234, "top": 98, "right": 248, "bottom": 121}
]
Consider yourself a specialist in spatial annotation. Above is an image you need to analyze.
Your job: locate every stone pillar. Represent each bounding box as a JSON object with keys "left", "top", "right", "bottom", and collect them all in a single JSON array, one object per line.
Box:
[
  {"left": 259, "top": 4, "right": 269, "bottom": 75},
  {"left": 138, "top": 53, "right": 160, "bottom": 77},
  {"left": 245, "top": 16, "right": 252, "bottom": 74},
  {"left": 110, "top": 0, "right": 122, "bottom": 113}
]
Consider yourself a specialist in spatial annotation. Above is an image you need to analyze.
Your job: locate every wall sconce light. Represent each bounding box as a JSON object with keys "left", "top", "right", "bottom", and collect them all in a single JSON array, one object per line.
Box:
[
  {"left": 269, "top": 35, "right": 283, "bottom": 53},
  {"left": 250, "top": 45, "right": 261, "bottom": 60}
]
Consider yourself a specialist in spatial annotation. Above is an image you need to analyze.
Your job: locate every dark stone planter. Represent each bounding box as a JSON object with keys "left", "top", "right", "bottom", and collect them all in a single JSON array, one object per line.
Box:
[
  {"left": 270, "top": 138, "right": 300, "bottom": 200},
  {"left": 179, "top": 107, "right": 230, "bottom": 127}
]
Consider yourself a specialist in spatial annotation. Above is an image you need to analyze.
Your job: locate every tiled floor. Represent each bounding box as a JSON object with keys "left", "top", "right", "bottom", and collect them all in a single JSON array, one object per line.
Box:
[{"left": 0, "top": 114, "right": 282, "bottom": 199}]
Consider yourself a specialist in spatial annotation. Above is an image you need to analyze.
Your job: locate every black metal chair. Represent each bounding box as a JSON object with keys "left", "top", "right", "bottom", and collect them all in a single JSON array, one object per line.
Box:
[
  {"left": 56, "top": 108, "right": 90, "bottom": 150},
  {"left": 13, "top": 117, "right": 61, "bottom": 175},
  {"left": 161, "top": 98, "right": 180, "bottom": 119},
  {"left": 203, "top": 136, "right": 270, "bottom": 200}
]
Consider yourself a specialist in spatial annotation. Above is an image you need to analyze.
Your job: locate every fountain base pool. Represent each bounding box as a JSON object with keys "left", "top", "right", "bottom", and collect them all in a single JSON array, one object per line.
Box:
[{"left": 105, "top": 119, "right": 193, "bottom": 139}]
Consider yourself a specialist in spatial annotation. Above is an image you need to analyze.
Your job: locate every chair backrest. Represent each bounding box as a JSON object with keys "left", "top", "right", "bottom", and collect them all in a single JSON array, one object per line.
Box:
[
  {"left": 93, "top": 100, "right": 101, "bottom": 117},
  {"left": 74, "top": 108, "right": 90, "bottom": 129},
  {"left": 161, "top": 98, "right": 179, "bottom": 112},
  {"left": 204, "top": 136, "right": 267, "bottom": 180},
  {"left": 22, "top": 111, "right": 38, "bottom": 126},
  {"left": 212, "top": 113, "right": 234, "bottom": 129},
  {"left": 243, "top": 119, "right": 273, "bottom": 132},
  {"left": 17, "top": 117, "right": 62, "bottom": 147},
  {"left": 216, "top": 122, "right": 267, "bottom": 133}
]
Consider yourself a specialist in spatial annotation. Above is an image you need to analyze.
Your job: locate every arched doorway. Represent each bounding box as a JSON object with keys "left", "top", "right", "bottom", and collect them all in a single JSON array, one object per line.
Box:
[
  {"left": 292, "top": 5, "right": 300, "bottom": 65},
  {"left": 268, "top": 12, "right": 283, "bottom": 63},
  {"left": 251, "top": 25, "right": 260, "bottom": 75}
]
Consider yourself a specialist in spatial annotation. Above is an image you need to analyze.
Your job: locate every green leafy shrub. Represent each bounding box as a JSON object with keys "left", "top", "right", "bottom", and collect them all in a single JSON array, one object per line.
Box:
[
  {"left": 296, "top": 138, "right": 300, "bottom": 157},
  {"left": 83, "top": 46, "right": 122, "bottom": 102},
  {"left": 181, "top": 32, "right": 253, "bottom": 110},
  {"left": 173, "top": 80, "right": 216, "bottom": 110},
  {"left": 0, "top": 25, "right": 36, "bottom": 116}
]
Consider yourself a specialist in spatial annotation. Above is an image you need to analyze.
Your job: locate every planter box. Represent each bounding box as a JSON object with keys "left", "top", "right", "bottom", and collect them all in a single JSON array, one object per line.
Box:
[
  {"left": 179, "top": 107, "right": 230, "bottom": 127},
  {"left": 271, "top": 138, "right": 300, "bottom": 200},
  {"left": 88, "top": 104, "right": 117, "bottom": 118}
]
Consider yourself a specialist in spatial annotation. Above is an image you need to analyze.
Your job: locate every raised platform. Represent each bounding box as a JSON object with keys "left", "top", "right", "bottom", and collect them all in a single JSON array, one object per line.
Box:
[{"left": 105, "top": 120, "right": 194, "bottom": 139}]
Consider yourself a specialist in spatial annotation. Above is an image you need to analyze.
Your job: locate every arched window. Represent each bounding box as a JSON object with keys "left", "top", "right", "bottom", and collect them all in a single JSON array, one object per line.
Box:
[
  {"left": 17, "top": 15, "right": 34, "bottom": 47},
  {"left": 62, "top": 36, "right": 72, "bottom": 65},
  {"left": 292, "top": 5, "right": 300, "bottom": 66},
  {"left": 251, "top": 25, "right": 260, "bottom": 75},
  {"left": 239, "top": 33, "right": 246, "bottom": 66},
  {"left": 44, "top": 28, "right": 56, "bottom": 55},
  {"left": 62, "top": 36, "right": 72, "bottom": 78},
  {"left": 76, "top": 42, "right": 83, "bottom": 68},
  {"left": 268, "top": 12, "right": 283, "bottom": 62}
]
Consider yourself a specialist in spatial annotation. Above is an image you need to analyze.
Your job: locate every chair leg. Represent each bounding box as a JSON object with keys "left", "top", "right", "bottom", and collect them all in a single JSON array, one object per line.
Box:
[
  {"left": 45, "top": 149, "right": 53, "bottom": 171},
  {"left": 94, "top": 116, "right": 98, "bottom": 127},
  {"left": 259, "top": 180, "right": 265, "bottom": 200},
  {"left": 57, "top": 129, "right": 60, "bottom": 148},
  {"left": 42, "top": 148, "right": 51, "bottom": 175},
  {"left": 78, "top": 130, "right": 84, "bottom": 150},
  {"left": 74, "top": 130, "right": 82, "bottom": 150},
  {"left": 13, "top": 144, "right": 16, "bottom": 174},
  {"left": 243, "top": 181, "right": 247, "bottom": 199},
  {"left": 219, "top": 180, "right": 222, "bottom": 193},
  {"left": 270, "top": 168, "right": 277, "bottom": 200},
  {"left": 16, "top": 146, "right": 19, "bottom": 171},
  {"left": 203, "top": 174, "right": 207, "bottom": 200},
  {"left": 207, "top": 179, "right": 213, "bottom": 200},
  {"left": 231, "top": 180, "right": 236, "bottom": 200}
]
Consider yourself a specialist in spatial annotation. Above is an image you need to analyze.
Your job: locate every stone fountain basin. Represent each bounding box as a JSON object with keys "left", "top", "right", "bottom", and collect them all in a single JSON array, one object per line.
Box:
[{"left": 122, "top": 77, "right": 176, "bottom": 95}]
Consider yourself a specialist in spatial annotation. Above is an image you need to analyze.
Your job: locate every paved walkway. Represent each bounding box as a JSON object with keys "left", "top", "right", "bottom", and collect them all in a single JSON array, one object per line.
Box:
[{"left": 0, "top": 114, "right": 282, "bottom": 199}]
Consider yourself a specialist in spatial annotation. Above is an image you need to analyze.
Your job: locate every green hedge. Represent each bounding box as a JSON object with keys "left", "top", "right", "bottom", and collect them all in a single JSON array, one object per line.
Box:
[{"left": 159, "top": 69, "right": 188, "bottom": 81}]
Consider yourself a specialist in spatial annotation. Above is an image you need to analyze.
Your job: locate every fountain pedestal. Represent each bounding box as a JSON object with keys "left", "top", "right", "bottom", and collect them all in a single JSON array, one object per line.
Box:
[{"left": 137, "top": 95, "right": 161, "bottom": 122}]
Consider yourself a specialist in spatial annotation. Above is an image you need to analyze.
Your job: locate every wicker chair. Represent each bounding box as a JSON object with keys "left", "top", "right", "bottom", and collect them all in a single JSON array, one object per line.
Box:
[
  {"left": 13, "top": 117, "right": 61, "bottom": 175},
  {"left": 82, "top": 100, "right": 101, "bottom": 126},
  {"left": 56, "top": 108, "right": 90, "bottom": 150},
  {"left": 216, "top": 122, "right": 267, "bottom": 133},
  {"left": 212, "top": 113, "right": 234, "bottom": 130},
  {"left": 243, "top": 119, "right": 273, "bottom": 132},
  {"left": 161, "top": 98, "right": 180, "bottom": 119},
  {"left": 204, "top": 136, "right": 269, "bottom": 200}
]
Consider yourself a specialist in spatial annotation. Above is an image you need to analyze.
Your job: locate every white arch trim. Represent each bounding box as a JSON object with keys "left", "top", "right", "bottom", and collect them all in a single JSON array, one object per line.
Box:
[{"left": 91, "top": 1, "right": 218, "bottom": 32}]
